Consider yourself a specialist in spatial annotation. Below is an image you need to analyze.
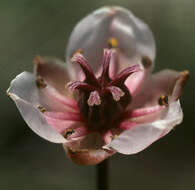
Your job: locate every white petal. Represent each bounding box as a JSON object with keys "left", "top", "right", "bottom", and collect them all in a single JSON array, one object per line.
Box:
[
  {"left": 104, "top": 101, "right": 183, "bottom": 154},
  {"left": 7, "top": 71, "right": 77, "bottom": 112},
  {"left": 8, "top": 93, "right": 66, "bottom": 143},
  {"left": 66, "top": 6, "right": 155, "bottom": 79},
  {"left": 7, "top": 72, "right": 72, "bottom": 143}
]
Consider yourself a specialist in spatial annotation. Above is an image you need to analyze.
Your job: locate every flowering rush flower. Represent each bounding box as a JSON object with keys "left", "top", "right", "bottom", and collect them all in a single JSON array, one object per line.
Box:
[{"left": 7, "top": 6, "right": 188, "bottom": 165}]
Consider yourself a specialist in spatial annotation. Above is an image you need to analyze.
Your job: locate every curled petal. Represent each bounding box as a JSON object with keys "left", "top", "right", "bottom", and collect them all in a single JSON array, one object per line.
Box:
[
  {"left": 66, "top": 6, "right": 155, "bottom": 78},
  {"left": 104, "top": 101, "right": 183, "bottom": 154}
]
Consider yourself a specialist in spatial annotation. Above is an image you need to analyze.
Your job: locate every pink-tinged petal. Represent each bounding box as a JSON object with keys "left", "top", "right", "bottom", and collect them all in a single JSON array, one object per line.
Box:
[
  {"left": 104, "top": 101, "right": 183, "bottom": 154},
  {"left": 66, "top": 6, "right": 155, "bottom": 79},
  {"left": 7, "top": 72, "right": 78, "bottom": 113},
  {"left": 7, "top": 93, "right": 66, "bottom": 143},
  {"left": 34, "top": 56, "right": 71, "bottom": 94},
  {"left": 126, "top": 105, "right": 166, "bottom": 124},
  {"left": 129, "top": 105, "right": 162, "bottom": 118},
  {"left": 63, "top": 132, "right": 115, "bottom": 165},
  {"left": 44, "top": 116, "right": 82, "bottom": 134},
  {"left": 44, "top": 111, "right": 82, "bottom": 121},
  {"left": 42, "top": 85, "right": 78, "bottom": 112},
  {"left": 129, "top": 69, "right": 189, "bottom": 110}
]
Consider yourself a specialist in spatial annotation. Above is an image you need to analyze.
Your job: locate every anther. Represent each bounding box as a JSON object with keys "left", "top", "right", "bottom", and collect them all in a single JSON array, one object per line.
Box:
[
  {"left": 108, "top": 37, "right": 118, "bottom": 49},
  {"left": 37, "top": 105, "right": 46, "bottom": 113},
  {"left": 36, "top": 76, "right": 47, "bottom": 89},
  {"left": 74, "top": 48, "right": 83, "bottom": 55},
  {"left": 63, "top": 128, "right": 75, "bottom": 139},
  {"left": 141, "top": 56, "right": 152, "bottom": 69},
  {"left": 87, "top": 91, "right": 101, "bottom": 106},
  {"left": 158, "top": 95, "right": 169, "bottom": 106}
]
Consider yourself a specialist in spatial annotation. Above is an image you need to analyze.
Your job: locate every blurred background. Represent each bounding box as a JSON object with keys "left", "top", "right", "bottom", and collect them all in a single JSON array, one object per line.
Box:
[{"left": 0, "top": 0, "right": 194, "bottom": 189}]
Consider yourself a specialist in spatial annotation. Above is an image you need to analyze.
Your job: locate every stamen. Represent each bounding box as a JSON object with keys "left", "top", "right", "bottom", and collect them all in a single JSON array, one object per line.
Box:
[
  {"left": 142, "top": 56, "right": 152, "bottom": 68},
  {"left": 63, "top": 128, "right": 75, "bottom": 139},
  {"left": 66, "top": 81, "right": 96, "bottom": 92},
  {"left": 109, "top": 64, "right": 140, "bottom": 86},
  {"left": 36, "top": 76, "right": 47, "bottom": 89},
  {"left": 108, "top": 37, "right": 118, "bottom": 48},
  {"left": 106, "top": 86, "right": 125, "bottom": 101},
  {"left": 71, "top": 53, "right": 100, "bottom": 86},
  {"left": 158, "top": 95, "right": 169, "bottom": 106},
  {"left": 87, "top": 91, "right": 101, "bottom": 106},
  {"left": 37, "top": 105, "right": 46, "bottom": 113}
]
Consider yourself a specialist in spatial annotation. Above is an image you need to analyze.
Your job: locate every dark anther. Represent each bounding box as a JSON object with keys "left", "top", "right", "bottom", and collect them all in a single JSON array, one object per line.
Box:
[
  {"left": 142, "top": 56, "right": 152, "bottom": 69},
  {"left": 37, "top": 105, "right": 46, "bottom": 113},
  {"left": 63, "top": 128, "right": 75, "bottom": 139},
  {"left": 158, "top": 95, "right": 169, "bottom": 106},
  {"left": 36, "top": 76, "right": 47, "bottom": 89}
]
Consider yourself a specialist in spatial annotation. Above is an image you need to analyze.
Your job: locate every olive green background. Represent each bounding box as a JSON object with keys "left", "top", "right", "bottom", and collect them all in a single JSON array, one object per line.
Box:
[{"left": 0, "top": 0, "right": 194, "bottom": 190}]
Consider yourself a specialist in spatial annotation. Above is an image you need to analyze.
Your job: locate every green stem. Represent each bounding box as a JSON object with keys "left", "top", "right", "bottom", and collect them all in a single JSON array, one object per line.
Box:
[{"left": 96, "top": 159, "right": 109, "bottom": 190}]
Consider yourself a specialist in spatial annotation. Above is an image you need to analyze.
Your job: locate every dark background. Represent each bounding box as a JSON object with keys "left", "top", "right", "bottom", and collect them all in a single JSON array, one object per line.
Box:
[{"left": 0, "top": 0, "right": 194, "bottom": 189}]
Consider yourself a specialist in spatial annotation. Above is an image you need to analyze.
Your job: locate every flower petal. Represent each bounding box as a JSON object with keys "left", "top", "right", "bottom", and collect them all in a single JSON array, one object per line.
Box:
[
  {"left": 66, "top": 6, "right": 155, "bottom": 79},
  {"left": 64, "top": 147, "right": 114, "bottom": 165},
  {"left": 7, "top": 72, "right": 78, "bottom": 112},
  {"left": 7, "top": 93, "right": 66, "bottom": 143},
  {"left": 129, "top": 69, "right": 189, "bottom": 109},
  {"left": 7, "top": 72, "right": 79, "bottom": 143},
  {"left": 34, "top": 56, "right": 71, "bottom": 94},
  {"left": 63, "top": 132, "right": 115, "bottom": 165},
  {"left": 104, "top": 101, "right": 183, "bottom": 154}
]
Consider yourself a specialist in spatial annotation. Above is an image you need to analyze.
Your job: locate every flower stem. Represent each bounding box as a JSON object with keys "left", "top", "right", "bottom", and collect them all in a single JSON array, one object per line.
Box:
[{"left": 96, "top": 158, "right": 109, "bottom": 190}]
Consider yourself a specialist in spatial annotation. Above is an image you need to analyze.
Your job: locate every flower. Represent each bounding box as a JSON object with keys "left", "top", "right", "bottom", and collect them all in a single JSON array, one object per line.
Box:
[{"left": 7, "top": 6, "right": 189, "bottom": 165}]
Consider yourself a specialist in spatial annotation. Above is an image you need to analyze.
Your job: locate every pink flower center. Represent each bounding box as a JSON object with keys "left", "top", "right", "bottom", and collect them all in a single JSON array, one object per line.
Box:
[{"left": 67, "top": 49, "right": 140, "bottom": 132}]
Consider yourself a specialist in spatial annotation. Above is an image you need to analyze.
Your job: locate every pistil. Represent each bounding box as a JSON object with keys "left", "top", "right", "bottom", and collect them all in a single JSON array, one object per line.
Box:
[{"left": 67, "top": 49, "right": 140, "bottom": 131}]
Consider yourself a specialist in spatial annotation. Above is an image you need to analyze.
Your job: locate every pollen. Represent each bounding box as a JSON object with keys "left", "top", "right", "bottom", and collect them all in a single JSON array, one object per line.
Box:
[
  {"left": 158, "top": 95, "right": 169, "bottom": 106},
  {"left": 37, "top": 105, "right": 46, "bottom": 113},
  {"left": 36, "top": 76, "right": 47, "bottom": 89},
  {"left": 108, "top": 37, "right": 118, "bottom": 48}
]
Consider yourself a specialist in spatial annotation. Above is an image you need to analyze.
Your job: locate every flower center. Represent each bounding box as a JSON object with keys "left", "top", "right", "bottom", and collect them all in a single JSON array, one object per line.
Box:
[{"left": 67, "top": 49, "right": 140, "bottom": 132}]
